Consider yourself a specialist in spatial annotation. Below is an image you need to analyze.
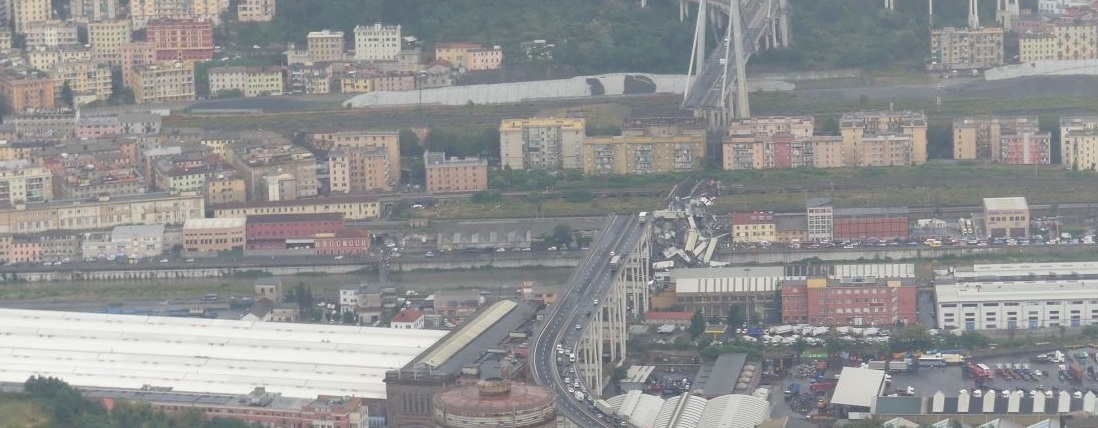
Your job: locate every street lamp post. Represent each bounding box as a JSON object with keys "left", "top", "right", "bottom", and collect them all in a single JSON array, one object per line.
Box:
[{"left": 417, "top": 71, "right": 428, "bottom": 115}]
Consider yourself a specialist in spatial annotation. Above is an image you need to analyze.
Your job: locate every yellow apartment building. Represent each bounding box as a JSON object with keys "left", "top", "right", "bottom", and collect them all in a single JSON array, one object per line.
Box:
[
  {"left": 88, "top": 19, "right": 133, "bottom": 65},
  {"left": 11, "top": 0, "right": 50, "bottom": 34},
  {"left": 1061, "top": 116, "right": 1098, "bottom": 171},
  {"left": 0, "top": 192, "right": 204, "bottom": 234},
  {"left": 582, "top": 134, "right": 705, "bottom": 175},
  {"left": 237, "top": 0, "right": 275, "bottom": 22},
  {"left": 1057, "top": 24, "right": 1096, "bottom": 60},
  {"left": 49, "top": 61, "right": 113, "bottom": 105},
  {"left": 952, "top": 116, "right": 1039, "bottom": 162},
  {"left": 308, "top": 130, "right": 400, "bottom": 167},
  {"left": 132, "top": 61, "right": 195, "bottom": 104},
  {"left": 1019, "top": 32, "right": 1057, "bottom": 62},
  {"left": 839, "top": 111, "right": 928, "bottom": 167},
  {"left": 307, "top": 30, "right": 345, "bottom": 63}
]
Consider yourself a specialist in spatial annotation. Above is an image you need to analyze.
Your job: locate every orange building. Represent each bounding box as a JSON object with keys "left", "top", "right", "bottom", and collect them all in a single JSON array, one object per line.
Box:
[
  {"left": 120, "top": 42, "right": 157, "bottom": 87},
  {"left": 0, "top": 70, "right": 56, "bottom": 113},
  {"left": 424, "top": 150, "right": 488, "bottom": 194},
  {"left": 182, "top": 217, "right": 246, "bottom": 253}
]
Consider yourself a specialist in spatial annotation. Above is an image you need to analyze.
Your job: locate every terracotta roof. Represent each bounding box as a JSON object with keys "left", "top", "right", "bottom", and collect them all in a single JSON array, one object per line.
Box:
[{"left": 391, "top": 310, "right": 424, "bottom": 323}]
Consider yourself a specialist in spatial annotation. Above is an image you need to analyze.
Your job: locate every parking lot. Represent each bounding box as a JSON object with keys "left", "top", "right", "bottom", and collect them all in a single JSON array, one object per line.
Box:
[{"left": 888, "top": 349, "right": 1098, "bottom": 398}]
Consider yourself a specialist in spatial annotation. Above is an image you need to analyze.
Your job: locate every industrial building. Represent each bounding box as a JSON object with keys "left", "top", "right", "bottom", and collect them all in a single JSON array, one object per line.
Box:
[
  {"left": 782, "top": 276, "right": 918, "bottom": 327},
  {"left": 384, "top": 300, "right": 537, "bottom": 427},
  {"left": 982, "top": 197, "right": 1030, "bottom": 239},
  {"left": 833, "top": 207, "right": 910, "bottom": 241},
  {"left": 0, "top": 308, "right": 447, "bottom": 399},
  {"left": 936, "top": 280, "right": 1098, "bottom": 331},
  {"left": 602, "top": 389, "right": 770, "bottom": 428},
  {"left": 432, "top": 378, "right": 556, "bottom": 428}
]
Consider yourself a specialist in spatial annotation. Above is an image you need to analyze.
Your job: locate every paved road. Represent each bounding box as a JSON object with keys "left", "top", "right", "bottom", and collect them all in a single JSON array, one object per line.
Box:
[
  {"left": 792, "top": 75, "right": 1098, "bottom": 103},
  {"left": 531, "top": 214, "right": 643, "bottom": 426}
]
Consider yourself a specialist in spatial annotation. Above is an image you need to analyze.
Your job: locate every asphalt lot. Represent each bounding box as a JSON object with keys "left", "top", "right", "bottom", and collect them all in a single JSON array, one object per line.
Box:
[{"left": 889, "top": 350, "right": 1098, "bottom": 397}]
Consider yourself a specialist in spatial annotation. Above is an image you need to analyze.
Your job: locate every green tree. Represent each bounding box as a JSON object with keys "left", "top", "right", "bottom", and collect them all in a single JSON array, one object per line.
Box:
[
  {"left": 726, "top": 303, "right": 746, "bottom": 329},
  {"left": 399, "top": 128, "right": 422, "bottom": 157},
  {"left": 549, "top": 224, "right": 573, "bottom": 248},
  {"left": 689, "top": 310, "right": 706, "bottom": 339},
  {"left": 888, "top": 326, "right": 936, "bottom": 353},
  {"left": 60, "top": 81, "right": 74, "bottom": 109},
  {"left": 341, "top": 310, "right": 358, "bottom": 324}
]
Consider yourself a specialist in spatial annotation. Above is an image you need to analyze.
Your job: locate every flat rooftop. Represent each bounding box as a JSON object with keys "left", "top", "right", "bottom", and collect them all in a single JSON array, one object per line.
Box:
[
  {"left": 0, "top": 308, "right": 446, "bottom": 399},
  {"left": 983, "top": 197, "right": 1029, "bottom": 212}
]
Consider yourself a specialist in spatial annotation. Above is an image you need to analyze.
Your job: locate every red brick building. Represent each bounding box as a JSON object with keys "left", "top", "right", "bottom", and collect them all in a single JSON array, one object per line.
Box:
[
  {"left": 781, "top": 277, "right": 917, "bottom": 327},
  {"left": 145, "top": 19, "right": 215, "bottom": 61},
  {"left": 245, "top": 213, "right": 344, "bottom": 250},
  {"left": 642, "top": 311, "right": 695, "bottom": 326},
  {"left": 315, "top": 227, "right": 371, "bottom": 256},
  {"left": 832, "top": 207, "right": 909, "bottom": 241}
]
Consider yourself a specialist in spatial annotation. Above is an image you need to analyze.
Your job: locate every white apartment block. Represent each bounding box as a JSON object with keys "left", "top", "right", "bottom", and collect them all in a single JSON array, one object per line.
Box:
[
  {"left": 498, "top": 118, "right": 586, "bottom": 170},
  {"left": 128, "top": 0, "right": 225, "bottom": 29},
  {"left": 937, "top": 281, "right": 1098, "bottom": 331},
  {"left": 353, "top": 23, "right": 401, "bottom": 61}
]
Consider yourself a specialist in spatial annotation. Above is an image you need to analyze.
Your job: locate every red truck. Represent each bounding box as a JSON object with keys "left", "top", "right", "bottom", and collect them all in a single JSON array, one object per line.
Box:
[
  {"left": 811, "top": 379, "right": 839, "bottom": 393},
  {"left": 1069, "top": 362, "right": 1085, "bottom": 383}
]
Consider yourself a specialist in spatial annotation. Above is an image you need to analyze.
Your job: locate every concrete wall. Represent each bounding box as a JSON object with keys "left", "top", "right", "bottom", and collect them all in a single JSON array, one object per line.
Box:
[
  {"left": 344, "top": 73, "right": 792, "bottom": 108},
  {"left": 985, "top": 59, "right": 1098, "bottom": 80}
]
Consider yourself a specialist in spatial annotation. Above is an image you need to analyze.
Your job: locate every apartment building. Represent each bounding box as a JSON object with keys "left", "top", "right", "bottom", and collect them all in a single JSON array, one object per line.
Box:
[
  {"left": 465, "top": 46, "right": 504, "bottom": 71},
  {"left": 424, "top": 150, "right": 488, "bottom": 194},
  {"left": 10, "top": 112, "right": 76, "bottom": 139},
  {"left": 182, "top": 217, "right": 246, "bottom": 253},
  {"left": 87, "top": 19, "right": 132, "bottom": 65},
  {"left": 308, "top": 130, "right": 400, "bottom": 166},
  {"left": 328, "top": 147, "right": 393, "bottom": 194},
  {"left": 434, "top": 42, "right": 503, "bottom": 70},
  {"left": 929, "top": 27, "right": 1004, "bottom": 70},
  {"left": 0, "top": 69, "right": 56, "bottom": 113},
  {"left": 724, "top": 134, "right": 843, "bottom": 170},
  {"left": 435, "top": 43, "right": 481, "bottom": 67},
  {"left": 983, "top": 197, "right": 1030, "bottom": 239},
  {"left": 840, "top": 111, "right": 928, "bottom": 167},
  {"left": 307, "top": 30, "right": 345, "bottom": 63},
  {"left": 1061, "top": 116, "right": 1098, "bottom": 171},
  {"left": 145, "top": 19, "right": 214, "bottom": 61},
  {"left": 129, "top": 0, "right": 224, "bottom": 29},
  {"left": 132, "top": 61, "right": 195, "bottom": 104},
  {"left": 287, "top": 63, "right": 331, "bottom": 94},
  {"left": 0, "top": 192, "right": 204, "bottom": 234},
  {"left": 230, "top": 143, "right": 318, "bottom": 201},
  {"left": 27, "top": 45, "right": 95, "bottom": 70},
  {"left": 726, "top": 116, "right": 815, "bottom": 139},
  {"left": 1019, "top": 32, "right": 1058, "bottom": 62},
  {"left": 582, "top": 134, "right": 705, "bottom": 175},
  {"left": 806, "top": 198, "right": 833, "bottom": 242},
  {"left": 731, "top": 211, "right": 776, "bottom": 244},
  {"left": 0, "top": 160, "right": 52, "bottom": 205},
  {"left": 120, "top": 42, "right": 157, "bottom": 87},
  {"left": 206, "top": 174, "right": 247, "bottom": 206},
  {"left": 1056, "top": 23, "right": 1096, "bottom": 60},
  {"left": 952, "top": 116, "right": 1040, "bottom": 162},
  {"left": 24, "top": 20, "right": 79, "bottom": 49},
  {"left": 499, "top": 118, "right": 586, "bottom": 170},
  {"left": 999, "top": 129, "right": 1051, "bottom": 165},
  {"left": 70, "top": 0, "right": 120, "bottom": 21},
  {"left": 236, "top": 0, "right": 274, "bottom": 22},
  {"left": 208, "top": 66, "right": 284, "bottom": 97},
  {"left": 49, "top": 61, "right": 113, "bottom": 105},
  {"left": 353, "top": 23, "right": 401, "bottom": 61},
  {"left": 11, "top": 0, "right": 50, "bottom": 34}
]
